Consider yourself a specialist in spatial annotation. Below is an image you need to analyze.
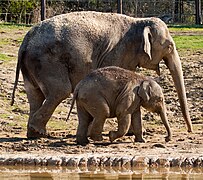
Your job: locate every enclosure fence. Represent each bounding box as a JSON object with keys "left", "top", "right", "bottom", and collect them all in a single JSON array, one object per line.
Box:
[{"left": 0, "top": 0, "right": 202, "bottom": 24}]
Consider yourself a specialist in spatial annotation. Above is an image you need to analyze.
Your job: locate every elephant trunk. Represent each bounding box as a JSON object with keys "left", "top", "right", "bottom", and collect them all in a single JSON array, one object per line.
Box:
[
  {"left": 164, "top": 49, "right": 193, "bottom": 132},
  {"left": 159, "top": 105, "right": 171, "bottom": 142}
]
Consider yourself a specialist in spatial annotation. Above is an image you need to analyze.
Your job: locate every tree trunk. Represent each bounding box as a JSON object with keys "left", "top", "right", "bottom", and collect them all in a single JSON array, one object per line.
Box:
[
  {"left": 195, "top": 0, "right": 202, "bottom": 24},
  {"left": 41, "top": 0, "right": 46, "bottom": 21},
  {"left": 117, "top": 0, "right": 122, "bottom": 14}
]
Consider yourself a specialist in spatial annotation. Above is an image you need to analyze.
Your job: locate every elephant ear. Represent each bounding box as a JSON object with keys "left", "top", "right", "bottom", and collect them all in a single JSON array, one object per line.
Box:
[
  {"left": 142, "top": 26, "right": 152, "bottom": 60},
  {"left": 138, "top": 81, "right": 151, "bottom": 102}
]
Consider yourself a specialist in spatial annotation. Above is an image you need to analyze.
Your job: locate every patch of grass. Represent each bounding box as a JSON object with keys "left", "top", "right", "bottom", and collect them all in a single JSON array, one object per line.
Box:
[
  {"left": 16, "top": 37, "right": 25, "bottom": 44},
  {"left": 0, "top": 38, "right": 10, "bottom": 46},
  {"left": 173, "top": 35, "right": 203, "bottom": 49},
  {"left": 48, "top": 119, "right": 69, "bottom": 131},
  {"left": 168, "top": 25, "right": 203, "bottom": 31},
  {"left": 0, "top": 22, "right": 32, "bottom": 30},
  {"left": 0, "top": 53, "right": 13, "bottom": 61},
  {"left": 0, "top": 113, "right": 9, "bottom": 119}
]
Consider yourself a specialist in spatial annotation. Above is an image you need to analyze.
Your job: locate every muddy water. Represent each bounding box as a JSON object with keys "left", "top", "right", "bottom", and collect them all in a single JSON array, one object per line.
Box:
[{"left": 0, "top": 166, "right": 202, "bottom": 180}]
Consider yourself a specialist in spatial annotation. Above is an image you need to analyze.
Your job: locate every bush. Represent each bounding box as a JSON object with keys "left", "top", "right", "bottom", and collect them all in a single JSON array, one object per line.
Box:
[{"left": 0, "top": 0, "right": 40, "bottom": 24}]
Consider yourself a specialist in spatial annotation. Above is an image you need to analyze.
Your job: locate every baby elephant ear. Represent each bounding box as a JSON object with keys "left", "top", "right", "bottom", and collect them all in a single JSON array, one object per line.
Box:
[{"left": 138, "top": 81, "right": 151, "bottom": 102}]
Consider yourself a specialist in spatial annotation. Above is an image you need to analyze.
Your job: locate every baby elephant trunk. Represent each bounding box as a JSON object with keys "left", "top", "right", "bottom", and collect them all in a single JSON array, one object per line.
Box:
[{"left": 159, "top": 106, "right": 172, "bottom": 142}]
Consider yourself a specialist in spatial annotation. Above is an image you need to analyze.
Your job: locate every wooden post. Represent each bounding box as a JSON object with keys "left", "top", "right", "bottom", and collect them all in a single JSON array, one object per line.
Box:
[
  {"left": 41, "top": 0, "right": 46, "bottom": 21},
  {"left": 195, "top": 0, "right": 202, "bottom": 24},
  {"left": 174, "top": 0, "right": 179, "bottom": 23},
  {"left": 117, "top": 0, "right": 122, "bottom": 14}
]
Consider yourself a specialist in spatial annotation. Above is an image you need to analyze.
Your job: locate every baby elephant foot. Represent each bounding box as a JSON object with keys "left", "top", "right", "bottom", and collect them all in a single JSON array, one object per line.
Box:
[
  {"left": 165, "top": 136, "right": 171, "bottom": 142},
  {"left": 90, "top": 134, "right": 103, "bottom": 142},
  {"left": 109, "top": 131, "right": 117, "bottom": 143}
]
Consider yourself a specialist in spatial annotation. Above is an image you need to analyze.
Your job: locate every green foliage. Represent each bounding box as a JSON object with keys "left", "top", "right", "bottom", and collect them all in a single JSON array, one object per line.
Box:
[{"left": 0, "top": 0, "right": 40, "bottom": 24}]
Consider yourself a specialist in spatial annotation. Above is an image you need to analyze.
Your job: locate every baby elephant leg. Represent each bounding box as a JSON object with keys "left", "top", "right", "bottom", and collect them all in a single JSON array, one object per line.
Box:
[
  {"left": 109, "top": 114, "right": 131, "bottom": 142},
  {"left": 89, "top": 117, "right": 106, "bottom": 142},
  {"left": 131, "top": 110, "right": 145, "bottom": 142},
  {"left": 76, "top": 107, "right": 93, "bottom": 145}
]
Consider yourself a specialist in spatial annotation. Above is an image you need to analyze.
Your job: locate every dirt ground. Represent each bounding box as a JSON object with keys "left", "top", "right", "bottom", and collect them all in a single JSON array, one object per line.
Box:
[{"left": 0, "top": 25, "right": 202, "bottom": 160}]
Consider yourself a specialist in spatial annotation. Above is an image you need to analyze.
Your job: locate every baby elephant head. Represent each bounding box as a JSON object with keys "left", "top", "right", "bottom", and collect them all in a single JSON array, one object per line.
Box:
[
  {"left": 138, "top": 80, "right": 164, "bottom": 113},
  {"left": 138, "top": 80, "right": 171, "bottom": 142}
]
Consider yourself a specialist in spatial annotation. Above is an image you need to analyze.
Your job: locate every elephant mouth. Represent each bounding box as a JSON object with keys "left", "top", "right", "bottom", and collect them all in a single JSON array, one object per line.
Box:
[{"left": 139, "top": 62, "right": 161, "bottom": 76}]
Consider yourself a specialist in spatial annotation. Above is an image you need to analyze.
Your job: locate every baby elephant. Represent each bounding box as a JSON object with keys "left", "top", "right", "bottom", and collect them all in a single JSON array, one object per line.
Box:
[{"left": 67, "top": 66, "right": 171, "bottom": 145}]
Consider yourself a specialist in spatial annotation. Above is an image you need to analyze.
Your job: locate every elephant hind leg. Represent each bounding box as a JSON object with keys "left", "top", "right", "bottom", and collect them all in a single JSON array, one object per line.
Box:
[
  {"left": 26, "top": 78, "right": 72, "bottom": 138},
  {"left": 76, "top": 106, "right": 93, "bottom": 145},
  {"left": 109, "top": 114, "right": 131, "bottom": 142},
  {"left": 24, "top": 79, "right": 45, "bottom": 138},
  {"left": 88, "top": 101, "right": 110, "bottom": 142},
  {"left": 89, "top": 116, "right": 106, "bottom": 142}
]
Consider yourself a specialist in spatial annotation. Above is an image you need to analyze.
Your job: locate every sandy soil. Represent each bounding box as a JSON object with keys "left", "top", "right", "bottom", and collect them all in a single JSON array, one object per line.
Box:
[{"left": 0, "top": 25, "right": 202, "bottom": 164}]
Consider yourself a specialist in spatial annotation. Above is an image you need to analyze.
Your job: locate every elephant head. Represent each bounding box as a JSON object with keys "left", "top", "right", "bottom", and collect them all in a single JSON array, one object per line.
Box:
[
  {"left": 138, "top": 19, "right": 192, "bottom": 132},
  {"left": 138, "top": 80, "right": 171, "bottom": 142}
]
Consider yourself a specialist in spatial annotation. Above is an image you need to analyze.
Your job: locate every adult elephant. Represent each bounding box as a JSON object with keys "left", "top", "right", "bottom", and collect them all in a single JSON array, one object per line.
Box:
[{"left": 11, "top": 11, "right": 193, "bottom": 138}]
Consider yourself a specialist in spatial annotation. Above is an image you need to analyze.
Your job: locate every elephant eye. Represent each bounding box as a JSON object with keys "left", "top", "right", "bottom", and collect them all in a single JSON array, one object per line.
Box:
[{"left": 167, "top": 43, "right": 174, "bottom": 53}]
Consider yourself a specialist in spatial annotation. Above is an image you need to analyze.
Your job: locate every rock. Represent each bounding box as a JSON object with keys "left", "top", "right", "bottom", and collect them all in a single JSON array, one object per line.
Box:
[
  {"left": 156, "top": 158, "right": 170, "bottom": 167},
  {"left": 131, "top": 156, "right": 149, "bottom": 167},
  {"left": 112, "top": 157, "right": 122, "bottom": 167},
  {"left": 170, "top": 157, "right": 184, "bottom": 167},
  {"left": 34, "top": 158, "right": 42, "bottom": 166},
  {"left": 193, "top": 157, "right": 203, "bottom": 167},
  {"left": 103, "top": 157, "right": 114, "bottom": 167},
  {"left": 87, "top": 156, "right": 99, "bottom": 167},
  {"left": 181, "top": 157, "right": 195, "bottom": 167},
  {"left": 0, "top": 158, "right": 5, "bottom": 165},
  {"left": 78, "top": 157, "right": 87, "bottom": 167},
  {"left": 152, "top": 143, "right": 166, "bottom": 148},
  {"left": 121, "top": 157, "right": 131, "bottom": 168},
  {"left": 66, "top": 157, "right": 79, "bottom": 167},
  {"left": 47, "top": 157, "right": 62, "bottom": 166}
]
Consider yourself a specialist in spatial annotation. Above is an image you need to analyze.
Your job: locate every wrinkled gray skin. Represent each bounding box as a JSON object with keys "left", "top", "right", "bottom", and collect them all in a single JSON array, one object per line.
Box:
[
  {"left": 67, "top": 66, "right": 172, "bottom": 145},
  {"left": 11, "top": 11, "right": 192, "bottom": 138}
]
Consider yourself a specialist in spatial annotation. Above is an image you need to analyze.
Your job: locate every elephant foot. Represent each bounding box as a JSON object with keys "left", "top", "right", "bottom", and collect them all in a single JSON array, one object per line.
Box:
[
  {"left": 90, "top": 134, "right": 103, "bottom": 142},
  {"left": 134, "top": 135, "right": 145, "bottom": 143},
  {"left": 76, "top": 136, "right": 89, "bottom": 146},
  {"left": 27, "top": 126, "right": 47, "bottom": 139},
  {"left": 126, "top": 126, "right": 134, "bottom": 136},
  {"left": 165, "top": 136, "right": 171, "bottom": 142}
]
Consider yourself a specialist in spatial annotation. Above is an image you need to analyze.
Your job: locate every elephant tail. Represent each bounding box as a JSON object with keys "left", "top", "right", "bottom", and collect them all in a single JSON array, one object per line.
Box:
[
  {"left": 66, "top": 88, "right": 78, "bottom": 121},
  {"left": 10, "top": 50, "right": 25, "bottom": 106},
  {"left": 11, "top": 29, "right": 31, "bottom": 106}
]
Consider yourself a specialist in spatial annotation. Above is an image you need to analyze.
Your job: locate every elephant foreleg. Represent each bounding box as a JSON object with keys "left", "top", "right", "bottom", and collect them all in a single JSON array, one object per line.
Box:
[
  {"left": 131, "top": 109, "right": 145, "bottom": 143},
  {"left": 109, "top": 114, "right": 131, "bottom": 142}
]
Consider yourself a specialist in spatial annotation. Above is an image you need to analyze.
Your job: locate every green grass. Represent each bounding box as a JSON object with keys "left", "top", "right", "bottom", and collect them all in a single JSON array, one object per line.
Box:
[
  {"left": 173, "top": 35, "right": 203, "bottom": 49},
  {"left": 0, "top": 53, "right": 13, "bottom": 61},
  {"left": 0, "top": 22, "right": 32, "bottom": 30},
  {"left": 0, "top": 38, "right": 10, "bottom": 46},
  {"left": 48, "top": 120, "right": 68, "bottom": 131},
  {"left": 170, "top": 27, "right": 203, "bottom": 32},
  {"left": 168, "top": 24, "right": 203, "bottom": 32}
]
